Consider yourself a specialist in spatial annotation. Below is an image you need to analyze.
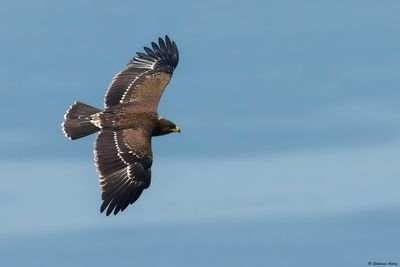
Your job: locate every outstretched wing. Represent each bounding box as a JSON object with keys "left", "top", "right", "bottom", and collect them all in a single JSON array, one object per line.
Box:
[
  {"left": 94, "top": 128, "right": 153, "bottom": 215},
  {"left": 104, "top": 35, "right": 179, "bottom": 111}
]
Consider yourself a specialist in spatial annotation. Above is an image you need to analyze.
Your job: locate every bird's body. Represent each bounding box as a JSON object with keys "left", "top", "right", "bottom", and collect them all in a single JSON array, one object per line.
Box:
[
  {"left": 62, "top": 36, "right": 180, "bottom": 215},
  {"left": 92, "top": 106, "right": 159, "bottom": 131}
]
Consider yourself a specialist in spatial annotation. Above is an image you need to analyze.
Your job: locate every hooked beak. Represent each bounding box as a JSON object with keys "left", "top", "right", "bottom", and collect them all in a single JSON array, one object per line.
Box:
[{"left": 174, "top": 127, "right": 181, "bottom": 134}]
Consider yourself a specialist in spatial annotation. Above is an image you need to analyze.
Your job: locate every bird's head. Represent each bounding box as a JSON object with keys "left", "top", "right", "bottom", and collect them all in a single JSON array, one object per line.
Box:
[{"left": 153, "top": 117, "right": 180, "bottom": 136}]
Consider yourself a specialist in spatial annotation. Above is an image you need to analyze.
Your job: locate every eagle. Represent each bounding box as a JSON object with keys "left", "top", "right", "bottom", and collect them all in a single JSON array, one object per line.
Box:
[{"left": 62, "top": 36, "right": 180, "bottom": 216}]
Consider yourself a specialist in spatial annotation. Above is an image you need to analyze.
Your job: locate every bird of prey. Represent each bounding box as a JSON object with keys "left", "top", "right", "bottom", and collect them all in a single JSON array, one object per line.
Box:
[{"left": 62, "top": 36, "right": 180, "bottom": 216}]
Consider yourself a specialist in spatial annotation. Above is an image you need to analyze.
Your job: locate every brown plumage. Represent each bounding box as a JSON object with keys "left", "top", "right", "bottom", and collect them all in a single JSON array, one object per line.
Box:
[{"left": 62, "top": 36, "right": 180, "bottom": 215}]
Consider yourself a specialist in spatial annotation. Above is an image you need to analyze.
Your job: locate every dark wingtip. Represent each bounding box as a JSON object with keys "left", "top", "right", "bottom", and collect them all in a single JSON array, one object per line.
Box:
[
  {"left": 151, "top": 42, "right": 161, "bottom": 54},
  {"left": 100, "top": 200, "right": 108, "bottom": 214},
  {"left": 131, "top": 35, "right": 179, "bottom": 74},
  {"left": 172, "top": 41, "right": 179, "bottom": 65},
  {"left": 100, "top": 200, "right": 119, "bottom": 216},
  {"left": 143, "top": 46, "right": 158, "bottom": 58},
  {"left": 165, "top": 35, "right": 171, "bottom": 45},
  {"left": 158, "top": 37, "right": 167, "bottom": 54},
  {"left": 106, "top": 208, "right": 113, "bottom": 216}
]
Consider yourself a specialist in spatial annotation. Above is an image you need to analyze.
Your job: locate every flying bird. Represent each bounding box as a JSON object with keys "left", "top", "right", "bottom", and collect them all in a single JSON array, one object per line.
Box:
[{"left": 62, "top": 36, "right": 180, "bottom": 216}]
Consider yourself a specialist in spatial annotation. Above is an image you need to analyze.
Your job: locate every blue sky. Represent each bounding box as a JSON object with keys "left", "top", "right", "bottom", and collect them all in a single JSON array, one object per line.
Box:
[{"left": 1, "top": 0, "right": 400, "bottom": 266}]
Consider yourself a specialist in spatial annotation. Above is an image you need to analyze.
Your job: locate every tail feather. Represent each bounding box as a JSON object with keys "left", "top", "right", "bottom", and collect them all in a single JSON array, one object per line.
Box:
[{"left": 62, "top": 101, "right": 102, "bottom": 140}]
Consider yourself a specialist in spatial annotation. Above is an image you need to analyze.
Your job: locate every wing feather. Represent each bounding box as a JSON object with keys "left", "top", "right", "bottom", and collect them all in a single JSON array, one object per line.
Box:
[
  {"left": 95, "top": 129, "right": 152, "bottom": 215},
  {"left": 104, "top": 35, "right": 179, "bottom": 110}
]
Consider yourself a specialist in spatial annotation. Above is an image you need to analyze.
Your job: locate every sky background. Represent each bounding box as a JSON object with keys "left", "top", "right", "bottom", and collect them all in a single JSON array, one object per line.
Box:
[{"left": 0, "top": 0, "right": 399, "bottom": 266}]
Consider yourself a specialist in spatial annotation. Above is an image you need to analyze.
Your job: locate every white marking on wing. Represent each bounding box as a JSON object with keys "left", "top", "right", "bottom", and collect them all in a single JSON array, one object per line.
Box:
[
  {"left": 120, "top": 69, "right": 151, "bottom": 103},
  {"left": 113, "top": 131, "right": 130, "bottom": 166},
  {"left": 131, "top": 57, "right": 158, "bottom": 70}
]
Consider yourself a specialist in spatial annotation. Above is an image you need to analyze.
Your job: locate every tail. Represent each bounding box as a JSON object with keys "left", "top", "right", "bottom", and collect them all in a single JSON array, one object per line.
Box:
[{"left": 62, "top": 101, "right": 102, "bottom": 140}]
